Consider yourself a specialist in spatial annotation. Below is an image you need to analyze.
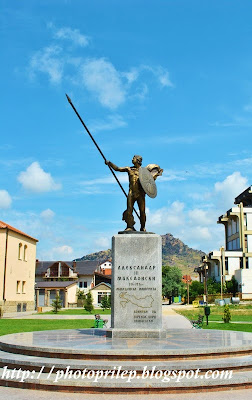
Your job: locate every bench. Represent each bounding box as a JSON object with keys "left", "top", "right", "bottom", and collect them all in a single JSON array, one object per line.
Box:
[{"left": 190, "top": 314, "right": 204, "bottom": 329}]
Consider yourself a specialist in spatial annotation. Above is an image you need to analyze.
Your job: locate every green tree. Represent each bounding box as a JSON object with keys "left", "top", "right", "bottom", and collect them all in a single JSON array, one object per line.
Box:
[
  {"left": 76, "top": 289, "right": 86, "bottom": 300},
  {"left": 225, "top": 276, "right": 239, "bottom": 297},
  {"left": 83, "top": 291, "right": 94, "bottom": 313},
  {"left": 162, "top": 266, "right": 186, "bottom": 298},
  {"left": 51, "top": 295, "right": 62, "bottom": 314},
  {"left": 189, "top": 281, "right": 204, "bottom": 301},
  {"left": 100, "top": 295, "right": 109, "bottom": 310},
  {"left": 207, "top": 277, "right": 221, "bottom": 294}
]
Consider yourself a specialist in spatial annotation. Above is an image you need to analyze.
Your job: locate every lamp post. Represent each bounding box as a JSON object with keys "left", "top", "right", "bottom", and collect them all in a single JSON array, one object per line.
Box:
[
  {"left": 185, "top": 272, "right": 192, "bottom": 305},
  {"left": 202, "top": 257, "right": 210, "bottom": 325},
  {"left": 220, "top": 246, "right": 225, "bottom": 301}
]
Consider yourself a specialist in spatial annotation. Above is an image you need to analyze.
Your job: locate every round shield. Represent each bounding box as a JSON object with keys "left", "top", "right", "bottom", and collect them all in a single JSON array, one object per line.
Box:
[{"left": 139, "top": 167, "right": 157, "bottom": 198}]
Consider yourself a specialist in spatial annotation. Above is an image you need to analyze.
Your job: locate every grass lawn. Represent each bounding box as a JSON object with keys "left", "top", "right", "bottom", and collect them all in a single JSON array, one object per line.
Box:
[
  {"left": 176, "top": 304, "right": 252, "bottom": 322},
  {"left": 41, "top": 308, "right": 111, "bottom": 315},
  {"left": 202, "top": 322, "right": 252, "bottom": 333},
  {"left": 0, "top": 319, "right": 94, "bottom": 336}
]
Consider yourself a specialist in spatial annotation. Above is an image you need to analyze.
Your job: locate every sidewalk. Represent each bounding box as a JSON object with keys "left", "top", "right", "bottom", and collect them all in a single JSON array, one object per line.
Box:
[
  {"left": 2, "top": 306, "right": 191, "bottom": 329},
  {"left": 162, "top": 305, "right": 192, "bottom": 329}
]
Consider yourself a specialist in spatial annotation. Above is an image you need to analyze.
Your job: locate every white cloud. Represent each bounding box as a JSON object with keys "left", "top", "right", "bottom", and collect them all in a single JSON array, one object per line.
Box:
[
  {"left": 154, "top": 66, "right": 173, "bottom": 88},
  {"left": 141, "top": 65, "right": 173, "bottom": 88},
  {"left": 54, "top": 27, "right": 89, "bottom": 47},
  {"left": 29, "top": 45, "right": 63, "bottom": 84},
  {"left": 188, "top": 209, "right": 212, "bottom": 226},
  {"left": 80, "top": 174, "right": 129, "bottom": 186},
  {"left": 40, "top": 209, "right": 55, "bottom": 220},
  {"left": 121, "top": 68, "right": 139, "bottom": 84},
  {"left": 18, "top": 162, "right": 62, "bottom": 193},
  {"left": 147, "top": 201, "right": 185, "bottom": 228},
  {"left": 52, "top": 245, "right": 73, "bottom": 257},
  {"left": 94, "top": 236, "right": 110, "bottom": 249},
  {"left": 81, "top": 58, "right": 126, "bottom": 109},
  {"left": 214, "top": 172, "right": 248, "bottom": 209},
  {"left": 89, "top": 114, "right": 127, "bottom": 133},
  {"left": 0, "top": 190, "right": 12, "bottom": 209}
]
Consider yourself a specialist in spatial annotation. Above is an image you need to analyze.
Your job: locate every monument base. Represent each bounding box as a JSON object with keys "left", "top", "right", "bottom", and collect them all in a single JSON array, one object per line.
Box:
[
  {"left": 111, "top": 233, "right": 164, "bottom": 338},
  {"left": 106, "top": 328, "right": 167, "bottom": 338}
]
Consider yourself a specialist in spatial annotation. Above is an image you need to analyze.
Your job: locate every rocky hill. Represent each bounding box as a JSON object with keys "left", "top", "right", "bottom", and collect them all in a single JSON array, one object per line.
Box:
[{"left": 77, "top": 233, "right": 205, "bottom": 277}]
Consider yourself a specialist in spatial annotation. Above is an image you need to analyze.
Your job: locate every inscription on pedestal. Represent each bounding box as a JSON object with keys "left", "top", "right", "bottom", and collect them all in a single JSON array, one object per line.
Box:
[{"left": 111, "top": 234, "right": 163, "bottom": 332}]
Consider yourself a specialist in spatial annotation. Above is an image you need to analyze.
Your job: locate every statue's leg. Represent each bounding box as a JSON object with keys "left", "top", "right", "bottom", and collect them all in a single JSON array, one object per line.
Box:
[
  {"left": 137, "top": 195, "right": 146, "bottom": 232},
  {"left": 124, "top": 194, "right": 135, "bottom": 230}
]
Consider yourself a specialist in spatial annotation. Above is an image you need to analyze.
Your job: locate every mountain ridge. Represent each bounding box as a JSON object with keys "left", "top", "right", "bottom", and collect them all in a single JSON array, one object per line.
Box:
[{"left": 77, "top": 233, "right": 205, "bottom": 277}]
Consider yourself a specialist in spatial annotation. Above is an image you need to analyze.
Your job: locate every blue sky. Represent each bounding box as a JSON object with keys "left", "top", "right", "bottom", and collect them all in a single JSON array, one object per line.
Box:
[{"left": 1, "top": 0, "right": 252, "bottom": 260}]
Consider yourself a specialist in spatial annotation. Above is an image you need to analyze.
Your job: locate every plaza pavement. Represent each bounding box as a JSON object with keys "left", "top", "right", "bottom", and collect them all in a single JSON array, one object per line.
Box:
[
  {"left": 0, "top": 305, "right": 251, "bottom": 398},
  {"left": 0, "top": 386, "right": 251, "bottom": 400}
]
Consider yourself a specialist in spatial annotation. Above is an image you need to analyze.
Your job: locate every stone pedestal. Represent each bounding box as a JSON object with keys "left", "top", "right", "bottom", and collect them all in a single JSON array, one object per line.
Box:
[{"left": 107, "top": 233, "right": 166, "bottom": 338}]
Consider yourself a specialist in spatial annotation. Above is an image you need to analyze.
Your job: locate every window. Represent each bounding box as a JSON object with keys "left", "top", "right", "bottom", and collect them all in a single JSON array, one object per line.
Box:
[
  {"left": 16, "top": 281, "right": 21, "bottom": 293},
  {"left": 98, "top": 291, "right": 109, "bottom": 303},
  {"left": 18, "top": 243, "right": 22, "bottom": 260},
  {"left": 83, "top": 282, "right": 87, "bottom": 288},
  {"left": 79, "top": 282, "right": 83, "bottom": 288},
  {"left": 22, "top": 281, "right": 26, "bottom": 293},
  {"left": 23, "top": 245, "right": 27, "bottom": 261}
]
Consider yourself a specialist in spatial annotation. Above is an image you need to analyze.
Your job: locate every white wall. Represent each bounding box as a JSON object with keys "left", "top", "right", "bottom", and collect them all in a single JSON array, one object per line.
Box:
[
  {"left": 228, "top": 257, "right": 240, "bottom": 276},
  {"left": 247, "top": 235, "right": 252, "bottom": 252},
  {"left": 246, "top": 212, "right": 252, "bottom": 230},
  {"left": 235, "top": 269, "right": 252, "bottom": 298}
]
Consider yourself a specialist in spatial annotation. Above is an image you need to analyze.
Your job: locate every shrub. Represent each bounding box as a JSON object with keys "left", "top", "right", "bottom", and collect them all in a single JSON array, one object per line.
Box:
[
  {"left": 223, "top": 304, "right": 231, "bottom": 323},
  {"left": 83, "top": 291, "right": 94, "bottom": 313},
  {"left": 51, "top": 295, "right": 62, "bottom": 314}
]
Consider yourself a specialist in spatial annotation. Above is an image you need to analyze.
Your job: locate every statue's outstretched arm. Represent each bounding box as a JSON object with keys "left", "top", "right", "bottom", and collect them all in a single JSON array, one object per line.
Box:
[{"left": 105, "top": 160, "right": 129, "bottom": 173}]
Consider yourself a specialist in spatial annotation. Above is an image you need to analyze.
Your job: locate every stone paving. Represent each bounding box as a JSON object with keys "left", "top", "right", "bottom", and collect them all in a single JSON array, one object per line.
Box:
[{"left": 0, "top": 386, "right": 251, "bottom": 399}]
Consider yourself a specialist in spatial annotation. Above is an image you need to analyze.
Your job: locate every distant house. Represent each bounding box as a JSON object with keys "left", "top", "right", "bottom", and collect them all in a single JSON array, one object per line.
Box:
[
  {"left": 0, "top": 220, "right": 38, "bottom": 313},
  {"left": 36, "top": 261, "right": 78, "bottom": 282},
  {"left": 90, "top": 282, "right": 111, "bottom": 306},
  {"left": 195, "top": 186, "right": 252, "bottom": 299},
  {"left": 35, "top": 259, "right": 111, "bottom": 306},
  {"left": 35, "top": 281, "right": 77, "bottom": 308}
]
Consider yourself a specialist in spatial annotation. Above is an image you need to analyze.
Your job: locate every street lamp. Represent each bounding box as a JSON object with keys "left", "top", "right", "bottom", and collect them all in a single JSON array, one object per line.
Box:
[{"left": 202, "top": 257, "right": 209, "bottom": 306}]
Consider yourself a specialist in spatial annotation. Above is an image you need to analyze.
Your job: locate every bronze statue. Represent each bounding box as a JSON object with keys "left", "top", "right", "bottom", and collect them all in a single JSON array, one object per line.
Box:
[
  {"left": 106, "top": 156, "right": 163, "bottom": 232},
  {"left": 65, "top": 95, "right": 163, "bottom": 232}
]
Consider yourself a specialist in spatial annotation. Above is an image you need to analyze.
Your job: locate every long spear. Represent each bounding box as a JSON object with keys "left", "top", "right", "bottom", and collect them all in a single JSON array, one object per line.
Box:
[{"left": 65, "top": 94, "right": 140, "bottom": 220}]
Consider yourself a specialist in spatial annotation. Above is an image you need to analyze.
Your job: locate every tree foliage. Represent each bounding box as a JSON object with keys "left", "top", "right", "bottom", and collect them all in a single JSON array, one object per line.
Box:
[
  {"left": 162, "top": 265, "right": 186, "bottom": 298},
  {"left": 100, "top": 295, "right": 111, "bottom": 310},
  {"left": 189, "top": 281, "right": 204, "bottom": 301},
  {"left": 83, "top": 291, "right": 94, "bottom": 313},
  {"left": 207, "top": 277, "right": 221, "bottom": 294},
  {"left": 225, "top": 276, "right": 239, "bottom": 297}
]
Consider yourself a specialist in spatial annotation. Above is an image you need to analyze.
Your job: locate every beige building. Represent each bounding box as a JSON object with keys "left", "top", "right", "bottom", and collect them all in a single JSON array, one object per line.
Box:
[{"left": 0, "top": 220, "right": 38, "bottom": 313}]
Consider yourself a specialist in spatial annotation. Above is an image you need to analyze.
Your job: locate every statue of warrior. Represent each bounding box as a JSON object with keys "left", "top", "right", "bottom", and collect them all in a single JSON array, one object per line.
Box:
[{"left": 105, "top": 156, "right": 163, "bottom": 232}]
